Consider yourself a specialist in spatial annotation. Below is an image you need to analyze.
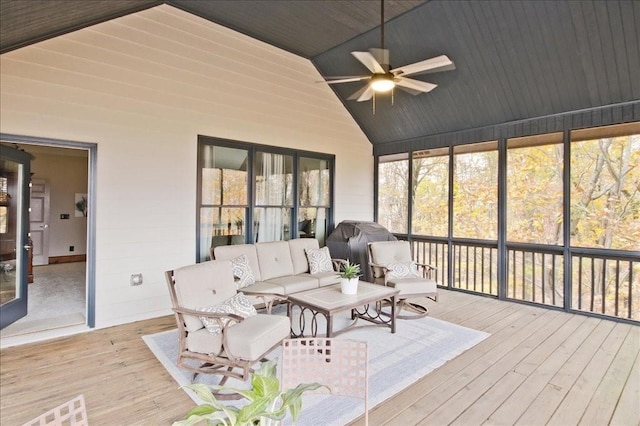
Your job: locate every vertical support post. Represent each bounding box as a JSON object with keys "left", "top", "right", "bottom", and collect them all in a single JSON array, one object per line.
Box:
[{"left": 497, "top": 137, "right": 507, "bottom": 300}]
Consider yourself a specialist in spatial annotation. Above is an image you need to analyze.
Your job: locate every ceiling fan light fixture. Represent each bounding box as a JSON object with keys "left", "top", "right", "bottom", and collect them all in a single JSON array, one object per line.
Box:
[{"left": 370, "top": 74, "right": 395, "bottom": 92}]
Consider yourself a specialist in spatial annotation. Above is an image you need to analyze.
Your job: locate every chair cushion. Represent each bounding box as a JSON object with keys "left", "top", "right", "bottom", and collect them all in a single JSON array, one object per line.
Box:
[
  {"left": 198, "top": 292, "right": 257, "bottom": 335},
  {"left": 173, "top": 260, "right": 236, "bottom": 333},
  {"left": 256, "top": 241, "right": 294, "bottom": 280},
  {"left": 187, "top": 328, "right": 223, "bottom": 355},
  {"left": 230, "top": 255, "right": 256, "bottom": 289},
  {"left": 288, "top": 238, "right": 319, "bottom": 274},
  {"left": 386, "top": 277, "right": 438, "bottom": 296},
  {"left": 369, "top": 241, "right": 413, "bottom": 278},
  {"left": 305, "top": 246, "right": 334, "bottom": 274},
  {"left": 226, "top": 314, "right": 290, "bottom": 361},
  {"left": 385, "top": 261, "right": 420, "bottom": 279}
]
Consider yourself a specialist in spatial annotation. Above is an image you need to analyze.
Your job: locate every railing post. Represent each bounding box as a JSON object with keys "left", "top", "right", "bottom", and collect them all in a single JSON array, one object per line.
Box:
[
  {"left": 497, "top": 138, "right": 507, "bottom": 300},
  {"left": 563, "top": 129, "right": 572, "bottom": 312}
]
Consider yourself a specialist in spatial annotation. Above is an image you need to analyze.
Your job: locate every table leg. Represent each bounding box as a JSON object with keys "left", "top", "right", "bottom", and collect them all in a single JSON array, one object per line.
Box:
[{"left": 390, "top": 295, "right": 396, "bottom": 333}]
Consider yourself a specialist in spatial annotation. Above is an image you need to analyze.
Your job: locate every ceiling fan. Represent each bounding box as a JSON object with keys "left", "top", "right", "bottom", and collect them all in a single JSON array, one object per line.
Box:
[{"left": 321, "top": 0, "right": 455, "bottom": 106}]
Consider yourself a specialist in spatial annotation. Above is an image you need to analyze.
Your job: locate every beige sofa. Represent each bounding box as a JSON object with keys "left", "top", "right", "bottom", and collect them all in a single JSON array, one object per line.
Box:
[{"left": 211, "top": 239, "right": 342, "bottom": 307}]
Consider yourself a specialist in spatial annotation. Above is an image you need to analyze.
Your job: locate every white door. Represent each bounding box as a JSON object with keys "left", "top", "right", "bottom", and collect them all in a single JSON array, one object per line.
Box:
[{"left": 30, "top": 179, "right": 50, "bottom": 266}]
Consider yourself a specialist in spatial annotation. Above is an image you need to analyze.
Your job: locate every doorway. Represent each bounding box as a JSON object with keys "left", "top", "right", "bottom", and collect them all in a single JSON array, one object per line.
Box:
[{"left": 0, "top": 135, "right": 96, "bottom": 342}]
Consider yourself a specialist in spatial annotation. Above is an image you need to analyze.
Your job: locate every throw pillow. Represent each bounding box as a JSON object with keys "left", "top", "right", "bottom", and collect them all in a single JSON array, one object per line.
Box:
[
  {"left": 385, "top": 261, "right": 421, "bottom": 280},
  {"left": 305, "top": 247, "right": 334, "bottom": 274},
  {"left": 231, "top": 254, "right": 256, "bottom": 289},
  {"left": 198, "top": 292, "right": 257, "bottom": 335}
]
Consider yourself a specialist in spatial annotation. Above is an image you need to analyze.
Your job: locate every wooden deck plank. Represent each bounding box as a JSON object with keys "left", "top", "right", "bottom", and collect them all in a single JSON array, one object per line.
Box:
[
  {"left": 516, "top": 319, "right": 618, "bottom": 425},
  {"left": 1, "top": 290, "right": 637, "bottom": 426},
  {"left": 609, "top": 343, "right": 640, "bottom": 426},
  {"left": 546, "top": 322, "right": 632, "bottom": 425},
  {"left": 377, "top": 307, "right": 561, "bottom": 425},
  {"left": 357, "top": 301, "right": 540, "bottom": 425},
  {"left": 450, "top": 312, "right": 588, "bottom": 425},
  {"left": 483, "top": 315, "right": 599, "bottom": 425},
  {"left": 422, "top": 310, "right": 566, "bottom": 425},
  {"left": 579, "top": 325, "right": 640, "bottom": 425}
]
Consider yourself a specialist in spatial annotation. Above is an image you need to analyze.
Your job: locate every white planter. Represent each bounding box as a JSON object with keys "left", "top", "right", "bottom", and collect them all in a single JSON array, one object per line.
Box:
[{"left": 340, "top": 278, "right": 359, "bottom": 295}]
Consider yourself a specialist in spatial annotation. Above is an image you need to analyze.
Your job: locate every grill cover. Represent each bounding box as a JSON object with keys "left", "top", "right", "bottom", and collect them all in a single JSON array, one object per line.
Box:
[{"left": 326, "top": 221, "right": 397, "bottom": 282}]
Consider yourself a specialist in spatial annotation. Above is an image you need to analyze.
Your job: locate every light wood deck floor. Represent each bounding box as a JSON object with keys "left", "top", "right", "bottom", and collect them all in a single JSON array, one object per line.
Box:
[{"left": 1, "top": 290, "right": 638, "bottom": 425}]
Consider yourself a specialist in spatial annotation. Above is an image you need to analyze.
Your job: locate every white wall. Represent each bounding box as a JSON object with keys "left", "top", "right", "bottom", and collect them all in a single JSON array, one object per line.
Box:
[
  {"left": 0, "top": 5, "right": 374, "bottom": 328},
  {"left": 31, "top": 152, "right": 88, "bottom": 257}
]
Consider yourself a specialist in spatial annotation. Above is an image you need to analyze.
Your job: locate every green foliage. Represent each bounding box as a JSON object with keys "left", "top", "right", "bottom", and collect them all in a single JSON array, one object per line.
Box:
[
  {"left": 339, "top": 261, "right": 361, "bottom": 280},
  {"left": 173, "top": 359, "right": 327, "bottom": 426}
]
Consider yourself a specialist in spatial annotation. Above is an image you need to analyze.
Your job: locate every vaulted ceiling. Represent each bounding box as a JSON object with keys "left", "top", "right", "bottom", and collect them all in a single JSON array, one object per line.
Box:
[{"left": 2, "top": 0, "right": 638, "bottom": 148}]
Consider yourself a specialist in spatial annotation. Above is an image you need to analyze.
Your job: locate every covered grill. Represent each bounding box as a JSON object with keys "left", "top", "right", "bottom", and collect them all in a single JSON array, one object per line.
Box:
[{"left": 326, "top": 221, "right": 397, "bottom": 282}]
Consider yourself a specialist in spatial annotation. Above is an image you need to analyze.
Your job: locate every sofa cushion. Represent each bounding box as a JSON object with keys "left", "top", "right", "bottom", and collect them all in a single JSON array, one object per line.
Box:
[
  {"left": 299, "top": 271, "right": 340, "bottom": 287},
  {"left": 213, "top": 244, "right": 262, "bottom": 281},
  {"left": 288, "top": 238, "right": 320, "bottom": 274},
  {"left": 239, "top": 280, "right": 286, "bottom": 296},
  {"left": 256, "top": 241, "right": 294, "bottom": 280},
  {"left": 265, "top": 275, "right": 318, "bottom": 295},
  {"left": 173, "top": 260, "right": 236, "bottom": 333},
  {"left": 198, "top": 292, "right": 257, "bottom": 335},
  {"left": 230, "top": 254, "right": 256, "bottom": 289}
]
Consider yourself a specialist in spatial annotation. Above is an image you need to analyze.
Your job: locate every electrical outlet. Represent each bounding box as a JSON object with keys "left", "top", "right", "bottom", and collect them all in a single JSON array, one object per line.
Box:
[
  {"left": 130, "top": 273, "right": 143, "bottom": 286},
  {"left": 69, "top": 246, "right": 74, "bottom": 252}
]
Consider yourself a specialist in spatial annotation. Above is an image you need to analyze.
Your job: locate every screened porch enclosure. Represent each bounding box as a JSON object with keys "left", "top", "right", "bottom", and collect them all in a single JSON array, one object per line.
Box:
[{"left": 377, "top": 122, "right": 640, "bottom": 323}]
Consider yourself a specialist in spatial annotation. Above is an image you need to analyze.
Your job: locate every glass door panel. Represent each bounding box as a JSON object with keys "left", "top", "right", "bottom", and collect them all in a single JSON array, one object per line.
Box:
[
  {"left": 0, "top": 146, "right": 31, "bottom": 329},
  {"left": 254, "top": 152, "right": 293, "bottom": 242},
  {"left": 198, "top": 145, "right": 248, "bottom": 262},
  {"left": 254, "top": 207, "right": 291, "bottom": 242}
]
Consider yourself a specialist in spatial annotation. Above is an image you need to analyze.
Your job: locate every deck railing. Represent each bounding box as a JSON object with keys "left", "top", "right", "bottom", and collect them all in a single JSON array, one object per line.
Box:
[
  {"left": 402, "top": 236, "right": 639, "bottom": 322},
  {"left": 571, "top": 249, "right": 639, "bottom": 321},
  {"left": 507, "top": 243, "right": 564, "bottom": 309}
]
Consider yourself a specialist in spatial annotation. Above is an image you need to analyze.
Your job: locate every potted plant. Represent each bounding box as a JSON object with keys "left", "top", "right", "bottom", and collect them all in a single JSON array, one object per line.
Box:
[
  {"left": 338, "top": 261, "right": 361, "bottom": 295},
  {"left": 173, "top": 358, "right": 326, "bottom": 426}
]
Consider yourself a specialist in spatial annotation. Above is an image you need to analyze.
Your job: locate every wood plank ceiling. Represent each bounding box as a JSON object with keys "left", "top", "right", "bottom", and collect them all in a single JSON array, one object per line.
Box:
[{"left": 1, "top": 0, "right": 638, "bottom": 149}]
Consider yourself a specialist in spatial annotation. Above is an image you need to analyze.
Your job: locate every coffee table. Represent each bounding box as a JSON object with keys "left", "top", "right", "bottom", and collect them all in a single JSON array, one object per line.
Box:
[{"left": 286, "top": 282, "right": 399, "bottom": 338}]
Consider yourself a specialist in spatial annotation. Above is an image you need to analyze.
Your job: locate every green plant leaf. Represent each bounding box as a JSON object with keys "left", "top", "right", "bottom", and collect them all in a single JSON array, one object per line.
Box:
[
  {"left": 280, "top": 383, "right": 327, "bottom": 421},
  {"left": 236, "top": 396, "right": 271, "bottom": 423},
  {"left": 185, "top": 404, "right": 216, "bottom": 418},
  {"left": 255, "top": 358, "right": 278, "bottom": 378},
  {"left": 172, "top": 411, "right": 230, "bottom": 426},
  {"left": 251, "top": 375, "right": 280, "bottom": 399}
]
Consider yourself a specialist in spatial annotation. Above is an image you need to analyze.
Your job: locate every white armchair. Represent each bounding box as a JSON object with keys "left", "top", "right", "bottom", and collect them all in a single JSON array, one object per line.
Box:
[
  {"left": 368, "top": 241, "right": 438, "bottom": 318},
  {"left": 165, "top": 260, "right": 290, "bottom": 398}
]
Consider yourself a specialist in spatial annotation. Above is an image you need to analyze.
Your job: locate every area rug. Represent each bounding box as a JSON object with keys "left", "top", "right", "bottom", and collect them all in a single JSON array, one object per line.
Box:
[{"left": 143, "top": 310, "right": 489, "bottom": 425}]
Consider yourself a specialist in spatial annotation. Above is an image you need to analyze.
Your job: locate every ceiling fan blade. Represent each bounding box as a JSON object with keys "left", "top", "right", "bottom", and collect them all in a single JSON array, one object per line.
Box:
[
  {"left": 391, "top": 55, "right": 455, "bottom": 77},
  {"left": 395, "top": 77, "right": 437, "bottom": 94},
  {"left": 351, "top": 51, "right": 386, "bottom": 74},
  {"left": 369, "top": 48, "right": 390, "bottom": 67},
  {"left": 321, "top": 76, "right": 370, "bottom": 84},
  {"left": 348, "top": 84, "right": 374, "bottom": 102}
]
